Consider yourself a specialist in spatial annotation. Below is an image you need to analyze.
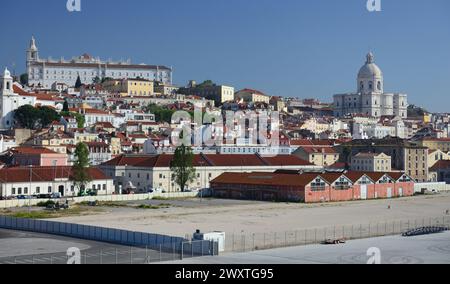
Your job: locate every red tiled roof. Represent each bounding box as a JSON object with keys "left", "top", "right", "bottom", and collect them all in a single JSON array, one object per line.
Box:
[
  {"left": 290, "top": 139, "right": 335, "bottom": 147},
  {"left": 236, "top": 89, "right": 268, "bottom": 97},
  {"left": 95, "top": 122, "right": 115, "bottom": 128},
  {"left": 300, "top": 147, "right": 337, "bottom": 154},
  {"left": 320, "top": 172, "right": 348, "bottom": 183},
  {"left": 101, "top": 154, "right": 312, "bottom": 168},
  {"left": 11, "top": 147, "right": 58, "bottom": 155},
  {"left": 0, "top": 167, "right": 109, "bottom": 183},
  {"left": 211, "top": 172, "right": 320, "bottom": 187},
  {"left": 430, "top": 160, "right": 450, "bottom": 171}
]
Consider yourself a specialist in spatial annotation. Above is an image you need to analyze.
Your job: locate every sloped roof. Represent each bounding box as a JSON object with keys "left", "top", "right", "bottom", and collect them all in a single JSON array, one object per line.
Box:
[
  {"left": 211, "top": 172, "right": 320, "bottom": 187},
  {"left": 0, "top": 167, "right": 108, "bottom": 183},
  {"left": 101, "top": 154, "right": 313, "bottom": 168}
]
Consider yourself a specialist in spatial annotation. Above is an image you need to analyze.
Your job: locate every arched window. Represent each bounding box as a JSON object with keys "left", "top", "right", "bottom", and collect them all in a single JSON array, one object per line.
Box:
[
  {"left": 6, "top": 82, "right": 10, "bottom": 90},
  {"left": 377, "top": 81, "right": 381, "bottom": 90},
  {"left": 360, "top": 81, "right": 364, "bottom": 91},
  {"left": 369, "top": 81, "right": 373, "bottom": 90}
]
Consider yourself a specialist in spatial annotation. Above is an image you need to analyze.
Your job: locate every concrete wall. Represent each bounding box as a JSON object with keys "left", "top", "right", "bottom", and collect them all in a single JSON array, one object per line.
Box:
[
  {"left": 0, "top": 191, "right": 202, "bottom": 209},
  {"left": 414, "top": 182, "right": 450, "bottom": 193}
]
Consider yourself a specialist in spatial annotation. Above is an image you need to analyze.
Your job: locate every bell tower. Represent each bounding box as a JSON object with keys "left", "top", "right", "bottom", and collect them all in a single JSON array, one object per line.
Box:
[
  {"left": 26, "top": 36, "right": 39, "bottom": 77},
  {"left": 0, "top": 68, "right": 14, "bottom": 97}
]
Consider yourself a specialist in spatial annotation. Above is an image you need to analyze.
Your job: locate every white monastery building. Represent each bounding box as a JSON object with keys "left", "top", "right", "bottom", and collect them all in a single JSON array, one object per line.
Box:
[{"left": 26, "top": 37, "right": 173, "bottom": 89}]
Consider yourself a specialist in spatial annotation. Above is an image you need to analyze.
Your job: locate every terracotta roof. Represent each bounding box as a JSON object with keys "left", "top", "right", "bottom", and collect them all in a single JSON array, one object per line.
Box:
[
  {"left": 236, "top": 89, "right": 268, "bottom": 97},
  {"left": 290, "top": 139, "right": 335, "bottom": 147},
  {"left": 430, "top": 160, "right": 450, "bottom": 171},
  {"left": 320, "top": 172, "right": 348, "bottom": 183},
  {"left": 211, "top": 172, "right": 320, "bottom": 187},
  {"left": 11, "top": 147, "right": 58, "bottom": 155},
  {"left": 101, "top": 154, "right": 312, "bottom": 168},
  {"left": 300, "top": 147, "right": 337, "bottom": 154},
  {"left": 95, "top": 122, "right": 115, "bottom": 128},
  {"left": 0, "top": 167, "right": 109, "bottom": 183},
  {"left": 343, "top": 171, "right": 369, "bottom": 183}
]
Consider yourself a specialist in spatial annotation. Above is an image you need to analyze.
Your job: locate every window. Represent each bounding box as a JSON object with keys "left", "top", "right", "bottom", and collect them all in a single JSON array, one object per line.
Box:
[
  {"left": 36, "top": 187, "right": 40, "bottom": 194},
  {"left": 311, "top": 178, "right": 326, "bottom": 191},
  {"left": 18, "top": 188, "right": 22, "bottom": 194},
  {"left": 48, "top": 186, "right": 52, "bottom": 193},
  {"left": 12, "top": 188, "right": 16, "bottom": 195}
]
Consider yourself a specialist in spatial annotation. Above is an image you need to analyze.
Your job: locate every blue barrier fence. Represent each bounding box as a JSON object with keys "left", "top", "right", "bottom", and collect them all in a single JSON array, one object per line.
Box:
[{"left": 0, "top": 216, "right": 218, "bottom": 256}]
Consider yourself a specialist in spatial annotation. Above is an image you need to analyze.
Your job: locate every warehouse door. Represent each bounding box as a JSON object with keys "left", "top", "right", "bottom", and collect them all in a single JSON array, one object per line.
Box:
[
  {"left": 399, "top": 188, "right": 403, "bottom": 197},
  {"left": 361, "top": 185, "right": 367, "bottom": 200},
  {"left": 387, "top": 188, "right": 392, "bottom": 198}
]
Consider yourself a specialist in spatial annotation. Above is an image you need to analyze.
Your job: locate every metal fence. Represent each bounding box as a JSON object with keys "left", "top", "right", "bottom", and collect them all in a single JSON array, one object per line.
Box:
[
  {"left": 0, "top": 240, "right": 216, "bottom": 264},
  {"left": 0, "top": 216, "right": 218, "bottom": 264},
  {"left": 222, "top": 215, "right": 450, "bottom": 253}
]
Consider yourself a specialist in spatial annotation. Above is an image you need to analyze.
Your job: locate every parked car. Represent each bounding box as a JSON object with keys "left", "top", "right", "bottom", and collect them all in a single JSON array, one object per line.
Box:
[
  {"left": 17, "top": 195, "right": 30, "bottom": 200},
  {"left": 51, "top": 192, "right": 62, "bottom": 199},
  {"left": 37, "top": 194, "right": 52, "bottom": 199}
]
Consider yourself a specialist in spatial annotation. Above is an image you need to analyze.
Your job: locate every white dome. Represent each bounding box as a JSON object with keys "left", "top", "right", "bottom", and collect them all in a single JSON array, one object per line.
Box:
[{"left": 358, "top": 52, "right": 383, "bottom": 79}]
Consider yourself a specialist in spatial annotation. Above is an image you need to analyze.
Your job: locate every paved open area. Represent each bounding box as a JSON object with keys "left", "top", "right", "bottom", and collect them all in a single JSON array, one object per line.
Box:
[
  {"left": 166, "top": 231, "right": 450, "bottom": 264},
  {"left": 54, "top": 193, "right": 450, "bottom": 238},
  {"left": 0, "top": 229, "right": 179, "bottom": 264}
]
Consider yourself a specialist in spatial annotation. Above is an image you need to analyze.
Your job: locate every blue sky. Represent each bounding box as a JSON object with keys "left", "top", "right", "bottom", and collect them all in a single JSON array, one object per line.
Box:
[{"left": 1, "top": 0, "right": 449, "bottom": 112}]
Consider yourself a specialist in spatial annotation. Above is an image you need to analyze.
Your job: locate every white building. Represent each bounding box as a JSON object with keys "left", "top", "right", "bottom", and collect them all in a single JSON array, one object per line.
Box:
[
  {"left": 0, "top": 68, "right": 37, "bottom": 129},
  {"left": 100, "top": 154, "right": 320, "bottom": 193},
  {"left": 26, "top": 37, "right": 173, "bottom": 89},
  {"left": 333, "top": 52, "right": 408, "bottom": 118},
  {"left": 0, "top": 166, "right": 114, "bottom": 198}
]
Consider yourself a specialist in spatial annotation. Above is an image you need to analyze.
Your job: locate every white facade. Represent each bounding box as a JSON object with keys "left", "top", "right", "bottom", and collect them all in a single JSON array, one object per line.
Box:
[
  {"left": 0, "top": 69, "right": 37, "bottom": 129},
  {"left": 26, "top": 37, "right": 172, "bottom": 89},
  {"left": 334, "top": 53, "right": 408, "bottom": 118}
]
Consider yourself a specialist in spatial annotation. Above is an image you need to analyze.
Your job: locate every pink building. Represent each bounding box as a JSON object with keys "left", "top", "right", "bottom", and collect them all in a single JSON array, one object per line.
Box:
[{"left": 11, "top": 147, "right": 68, "bottom": 167}]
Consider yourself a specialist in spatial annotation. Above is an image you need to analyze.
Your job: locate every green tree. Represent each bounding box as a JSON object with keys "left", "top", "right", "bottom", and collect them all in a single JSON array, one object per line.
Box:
[
  {"left": 62, "top": 100, "right": 69, "bottom": 112},
  {"left": 170, "top": 145, "right": 196, "bottom": 192},
  {"left": 71, "top": 143, "right": 92, "bottom": 195},
  {"left": 20, "top": 73, "right": 28, "bottom": 86},
  {"left": 38, "top": 106, "right": 60, "bottom": 128},
  {"left": 14, "top": 105, "right": 39, "bottom": 129},
  {"left": 74, "top": 112, "right": 85, "bottom": 128},
  {"left": 75, "top": 75, "right": 83, "bottom": 88}
]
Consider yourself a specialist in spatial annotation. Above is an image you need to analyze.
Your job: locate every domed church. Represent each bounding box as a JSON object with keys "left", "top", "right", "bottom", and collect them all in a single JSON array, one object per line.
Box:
[{"left": 333, "top": 52, "right": 408, "bottom": 118}]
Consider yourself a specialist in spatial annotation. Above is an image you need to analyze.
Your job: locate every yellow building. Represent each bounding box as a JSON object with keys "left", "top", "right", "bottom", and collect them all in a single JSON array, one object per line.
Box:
[
  {"left": 293, "top": 146, "right": 339, "bottom": 167},
  {"left": 235, "top": 89, "right": 270, "bottom": 104},
  {"left": 351, "top": 152, "right": 392, "bottom": 172},
  {"left": 427, "top": 149, "right": 450, "bottom": 168},
  {"left": 420, "top": 138, "right": 450, "bottom": 153},
  {"left": 102, "top": 78, "right": 154, "bottom": 97}
]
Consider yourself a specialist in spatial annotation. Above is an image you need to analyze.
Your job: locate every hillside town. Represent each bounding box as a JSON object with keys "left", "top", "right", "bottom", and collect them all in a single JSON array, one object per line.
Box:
[{"left": 0, "top": 37, "right": 449, "bottom": 202}]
